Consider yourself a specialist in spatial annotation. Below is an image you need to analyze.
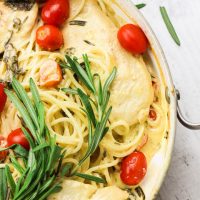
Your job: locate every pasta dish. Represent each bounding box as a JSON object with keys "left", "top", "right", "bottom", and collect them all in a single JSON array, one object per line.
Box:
[{"left": 0, "top": 0, "right": 169, "bottom": 199}]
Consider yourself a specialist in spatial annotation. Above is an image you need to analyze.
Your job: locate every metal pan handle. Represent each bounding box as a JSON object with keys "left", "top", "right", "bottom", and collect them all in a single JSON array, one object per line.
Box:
[{"left": 176, "top": 90, "right": 200, "bottom": 130}]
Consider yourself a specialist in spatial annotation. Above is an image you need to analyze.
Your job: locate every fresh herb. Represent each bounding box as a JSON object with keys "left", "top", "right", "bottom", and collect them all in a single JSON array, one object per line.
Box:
[
  {"left": 69, "top": 20, "right": 87, "bottom": 26},
  {"left": 0, "top": 168, "right": 8, "bottom": 200},
  {"left": 74, "top": 173, "right": 106, "bottom": 183},
  {"left": 83, "top": 40, "right": 95, "bottom": 46},
  {"left": 61, "top": 54, "right": 117, "bottom": 173},
  {"left": 135, "top": 3, "right": 146, "bottom": 9},
  {"left": 0, "top": 78, "right": 64, "bottom": 200},
  {"left": 160, "top": 6, "right": 181, "bottom": 46}
]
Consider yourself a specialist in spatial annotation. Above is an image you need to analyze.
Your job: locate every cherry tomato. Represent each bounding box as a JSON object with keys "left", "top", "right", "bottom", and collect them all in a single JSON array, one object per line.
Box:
[
  {"left": 39, "top": 60, "right": 62, "bottom": 87},
  {"left": 7, "top": 128, "right": 30, "bottom": 150},
  {"left": 0, "top": 136, "right": 8, "bottom": 161},
  {"left": 36, "top": 25, "right": 64, "bottom": 51},
  {"left": 120, "top": 151, "right": 147, "bottom": 185},
  {"left": 41, "top": 0, "right": 70, "bottom": 26},
  {"left": 0, "top": 83, "right": 7, "bottom": 113},
  {"left": 149, "top": 109, "right": 157, "bottom": 121},
  {"left": 117, "top": 24, "right": 149, "bottom": 54}
]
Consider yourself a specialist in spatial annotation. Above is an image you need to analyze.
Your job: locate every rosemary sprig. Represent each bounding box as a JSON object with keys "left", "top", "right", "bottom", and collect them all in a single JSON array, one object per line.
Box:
[
  {"left": 1, "top": 78, "right": 64, "bottom": 200},
  {"left": 61, "top": 55, "right": 117, "bottom": 174},
  {"left": 160, "top": 6, "right": 181, "bottom": 46},
  {"left": 135, "top": 3, "right": 146, "bottom": 9}
]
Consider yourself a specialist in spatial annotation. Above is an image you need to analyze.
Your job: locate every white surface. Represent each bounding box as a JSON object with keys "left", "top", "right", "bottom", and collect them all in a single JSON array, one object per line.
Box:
[{"left": 132, "top": 0, "right": 200, "bottom": 199}]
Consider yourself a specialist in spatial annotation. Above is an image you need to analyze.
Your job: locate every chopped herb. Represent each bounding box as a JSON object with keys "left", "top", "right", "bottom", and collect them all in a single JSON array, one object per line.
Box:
[
  {"left": 165, "top": 87, "right": 171, "bottom": 104},
  {"left": 126, "top": 187, "right": 145, "bottom": 200},
  {"left": 69, "top": 20, "right": 87, "bottom": 26},
  {"left": 136, "top": 3, "right": 146, "bottom": 9},
  {"left": 135, "top": 186, "right": 145, "bottom": 199},
  {"left": 160, "top": 6, "right": 181, "bottom": 46},
  {"left": 84, "top": 40, "right": 95, "bottom": 46}
]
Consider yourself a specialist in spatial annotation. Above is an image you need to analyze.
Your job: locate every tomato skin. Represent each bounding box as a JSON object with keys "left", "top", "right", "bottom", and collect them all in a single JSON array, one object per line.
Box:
[
  {"left": 149, "top": 109, "right": 157, "bottom": 121},
  {"left": 36, "top": 25, "right": 64, "bottom": 51},
  {"left": 41, "top": 0, "right": 70, "bottom": 26},
  {"left": 117, "top": 24, "right": 149, "bottom": 54},
  {"left": 0, "top": 83, "right": 7, "bottom": 113},
  {"left": 0, "top": 136, "right": 8, "bottom": 160},
  {"left": 7, "top": 128, "right": 30, "bottom": 150},
  {"left": 120, "top": 151, "right": 147, "bottom": 185}
]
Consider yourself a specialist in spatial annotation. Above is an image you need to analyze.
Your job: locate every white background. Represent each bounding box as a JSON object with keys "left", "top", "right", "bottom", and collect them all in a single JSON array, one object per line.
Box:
[{"left": 132, "top": 0, "right": 200, "bottom": 200}]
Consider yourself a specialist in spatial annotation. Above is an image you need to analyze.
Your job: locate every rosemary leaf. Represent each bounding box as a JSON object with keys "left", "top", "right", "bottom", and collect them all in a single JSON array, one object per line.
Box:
[
  {"left": 65, "top": 56, "right": 95, "bottom": 92},
  {"left": 21, "top": 127, "right": 35, "bottom": 149},
  {"left": 12, "top": 77, "right": 39, "bottom": 130},
  {"left": 74, "top": 173, "right": 106, "bottom": 183},
  {"left": 102, "top": 67, "right": 117, "bottom": 102},
  {"left": 83, "top": 40, "right": 95, "bottom": 46},
  {"left": 77, "top": 89, "right": 96, "bottom": 127},
  {"left": 4, "top": 89, "right": 36, "bottom": 139},
  {"left": 160, "top": 6, "right": 181, "bottom": 46},
  {"left": 37, "top": 184, "right": 62, "bottom": 200},
  {"left": 135, "top": 3, "right": 146, "bottom": 9},
  {"left": 0, "top": 168, "right": 8, "bottom": 200},
  {"left": 5, "top": 165, "right": 15, "bottom": 197},
  {"left": 69, "top": 20, "right": 87, "bottom": 26},
  {"left": 13, "top": 145, "right": 28, "bottom": 158},
  {"left": 82, "top": 54, "right": 93, "bottom": 83},
  {"left": 61, "top": 88, "right": 78, "bottom": 95},
  {"left": 29, "top": 78, "right": 41, "bottom": 108},
  {"left": 61, "top": 163, "right": 73, "bottom": 177}
]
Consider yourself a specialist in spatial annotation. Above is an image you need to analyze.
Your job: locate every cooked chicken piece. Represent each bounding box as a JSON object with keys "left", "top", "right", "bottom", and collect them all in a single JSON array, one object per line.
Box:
[
  {"left": 91, "top": 186, "right": 129, "bottom": 200},
  {"left": 63, "top": 0, "right": 153, "bottom": 125},
  {"left": 48, "top": 180, "right": 96, "bottom": 200},
  {"left": 0, "top": 2, "right": 38, "bottom": 53}
]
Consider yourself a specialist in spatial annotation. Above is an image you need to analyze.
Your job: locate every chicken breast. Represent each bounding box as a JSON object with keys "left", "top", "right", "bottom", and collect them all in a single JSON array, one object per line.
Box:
[
  {"left": 63, "top": 0, "right": 153, "bottom": 125},
  {"left": 48, "top": 180, "right": 96, "bottom": 200},
  {"left": 91, "top": 186, "right": 129, "bottom": 200},
  {"left": 0, "top": 2, "right": 38, "bottom": 53}
]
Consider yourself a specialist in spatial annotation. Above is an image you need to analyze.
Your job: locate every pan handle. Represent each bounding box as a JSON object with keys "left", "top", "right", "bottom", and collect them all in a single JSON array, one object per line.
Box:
[{"left": 176, "top": 90, "right": 200, "bottom": 130}]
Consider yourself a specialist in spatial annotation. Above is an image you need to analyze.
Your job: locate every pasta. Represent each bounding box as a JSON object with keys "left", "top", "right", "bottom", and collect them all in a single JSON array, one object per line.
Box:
[{"left": 0, "top": 0, "right": 169, "bottom": 199}]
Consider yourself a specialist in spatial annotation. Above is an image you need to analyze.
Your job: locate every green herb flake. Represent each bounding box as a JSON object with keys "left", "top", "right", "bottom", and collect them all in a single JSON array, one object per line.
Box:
[{"left": 136, "top": 3, "right": 146, "bottom": 9}]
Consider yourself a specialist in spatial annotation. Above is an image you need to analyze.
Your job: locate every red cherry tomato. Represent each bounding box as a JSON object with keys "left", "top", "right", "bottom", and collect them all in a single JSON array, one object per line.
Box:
[
  {"left": 0, "top": 83, "right": 7, "bottom": 113},
  {"left": 7, "top": 128, "right": 30, "bottom": 150},
  {"left": 41, "top": 0, "right": 70, "bottom": 26},
  {"left": 117, "top": 24, "right": 149, "bottom": 54},
  {"left": 149, "top": 109, "right": 157, "bottom": 121},
  {"left": 120, "top": 151, "right": 147, "bottom": 185},
  {"left": 36, "top": 25, "right": 64, "bottom": 51},
  {"left": 0, "top": 136, "right": 8, "bottom": 160}
]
